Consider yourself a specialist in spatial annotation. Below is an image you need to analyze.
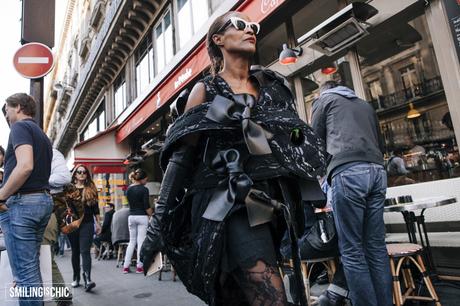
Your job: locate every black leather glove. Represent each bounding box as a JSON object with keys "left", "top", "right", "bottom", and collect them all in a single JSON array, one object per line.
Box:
[{"left": 140, "top": 145, "right": 195, "bottom": 275}]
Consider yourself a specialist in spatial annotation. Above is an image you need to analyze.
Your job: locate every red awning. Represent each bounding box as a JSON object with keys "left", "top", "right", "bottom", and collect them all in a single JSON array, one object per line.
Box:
[{"left": 74, "top": 125, "right": 130, "bottom": 166}]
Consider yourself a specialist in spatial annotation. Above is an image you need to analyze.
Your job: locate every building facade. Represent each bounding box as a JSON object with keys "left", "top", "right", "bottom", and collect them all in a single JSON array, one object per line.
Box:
[{"left": 45, "top": 0, "right": 460, "bottom": 236}]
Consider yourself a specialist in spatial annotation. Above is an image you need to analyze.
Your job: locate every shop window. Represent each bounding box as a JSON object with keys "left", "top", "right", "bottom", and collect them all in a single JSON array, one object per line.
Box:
[
  {"left": 114, "top": 70, "right": 127, "bottom": 118},
  {"left": 93, "top": 170, "right": 128, "bottom": 209},
  {"left": 176, "top": 0, "right": 209, "bottom": 49},
  {"left": 357, "top": 14, "right": 459, "bottom": 186},
  {"left": 154, "top": 9, "right": 174, "bottom": 74},
  {"left": 135, "top": 35, "right": 154, "bottom": 98}
]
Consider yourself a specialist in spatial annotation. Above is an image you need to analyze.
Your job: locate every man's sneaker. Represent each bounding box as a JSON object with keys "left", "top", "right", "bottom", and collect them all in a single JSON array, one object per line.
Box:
[
  {"left": 136, "top": 267, "right": 144, "bottom": 274},
  {"left": 122, "top": 267, "right": 129, "bottom": 274}
]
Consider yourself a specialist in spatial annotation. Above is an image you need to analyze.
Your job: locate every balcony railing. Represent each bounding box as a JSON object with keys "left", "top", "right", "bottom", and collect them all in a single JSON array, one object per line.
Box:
[{"left": 370, "top": 76, "right": 444, "bottom": 111}]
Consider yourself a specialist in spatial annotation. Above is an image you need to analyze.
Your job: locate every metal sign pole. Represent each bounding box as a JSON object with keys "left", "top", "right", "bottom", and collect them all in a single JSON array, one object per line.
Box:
[{"left": 30, "top": 78, "right": 44, "bottom": 128}]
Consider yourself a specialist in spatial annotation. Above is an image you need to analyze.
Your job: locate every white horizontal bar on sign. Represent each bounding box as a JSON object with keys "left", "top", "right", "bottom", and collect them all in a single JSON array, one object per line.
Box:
[{"left": 18, "top": 57, "right": 49, "bottom": 64}]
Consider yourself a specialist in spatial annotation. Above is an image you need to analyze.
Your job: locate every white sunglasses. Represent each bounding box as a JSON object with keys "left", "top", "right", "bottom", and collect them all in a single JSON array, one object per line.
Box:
[{"left": 218, "top": 17, "right": 260, "bottom": 35}]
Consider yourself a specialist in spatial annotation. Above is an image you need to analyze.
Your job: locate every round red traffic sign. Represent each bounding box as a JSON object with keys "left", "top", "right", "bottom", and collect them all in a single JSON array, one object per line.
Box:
[{"left": 13, "top": 42, "right": 54, "bottom": 79}]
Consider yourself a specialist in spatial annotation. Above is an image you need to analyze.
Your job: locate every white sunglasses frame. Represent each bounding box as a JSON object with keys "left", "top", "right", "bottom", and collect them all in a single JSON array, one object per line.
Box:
[{"left": 223, "top": 17, "right": 261, "bottom": 35}]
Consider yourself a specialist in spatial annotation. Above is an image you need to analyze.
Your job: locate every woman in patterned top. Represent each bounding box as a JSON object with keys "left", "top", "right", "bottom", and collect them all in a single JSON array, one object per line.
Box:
[
  {"left": 141, "top": 11, "right": 326, "bottom": 306},
  {"left": 67, "top": 164, "right": 101, "bottom": 292}
]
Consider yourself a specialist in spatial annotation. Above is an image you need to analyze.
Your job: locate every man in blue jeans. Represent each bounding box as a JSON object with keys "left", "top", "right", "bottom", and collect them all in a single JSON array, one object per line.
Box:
[
  {"left": 0, "top": 93, "right": 53, "bottom": 306},
  {"left": 311, "top": 81, "right": 392, "bottom": 306}
]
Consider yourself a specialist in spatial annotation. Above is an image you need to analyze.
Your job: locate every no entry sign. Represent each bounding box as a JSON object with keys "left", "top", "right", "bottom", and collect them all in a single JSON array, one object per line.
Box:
[{"left": 13, "top": 42, "right": 54, "bottom": 79}]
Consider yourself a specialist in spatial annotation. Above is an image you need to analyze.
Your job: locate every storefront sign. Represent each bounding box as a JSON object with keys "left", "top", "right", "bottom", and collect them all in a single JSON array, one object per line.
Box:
[
  {"left": 174, "top": 68, "right": 193, "bottom": 89},
  {"left": 444, "top": 0, "right": 460, "bottom": 63},
  {"left": 116, "top": 0, "right": 286, "bottom": 143}
]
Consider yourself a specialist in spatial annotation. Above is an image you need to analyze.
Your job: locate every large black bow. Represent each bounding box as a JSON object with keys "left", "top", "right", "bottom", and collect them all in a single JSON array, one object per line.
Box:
[
  {"left": 206, "top": 94, "right": 272, "bottom": 155},
  {"left": 202, "top": 149, "right": 253, "bottom": 221}
]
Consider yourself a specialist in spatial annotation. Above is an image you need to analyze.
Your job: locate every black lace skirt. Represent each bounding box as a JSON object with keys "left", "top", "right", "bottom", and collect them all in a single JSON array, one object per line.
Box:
[{"left": 190, "top": 181, "right": 281, "bottom": 274}]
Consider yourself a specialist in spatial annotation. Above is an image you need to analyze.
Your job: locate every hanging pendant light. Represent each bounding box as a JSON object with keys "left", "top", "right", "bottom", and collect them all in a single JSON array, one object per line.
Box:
[
  {"left": 321, "top": 64, "right": 337, "bottom": 75},
  {"left": 279, "top": 44, "right": 303, "bottom": 65},
  {"left": 407, "top": 102, "right": 421, "bottom": 119}
]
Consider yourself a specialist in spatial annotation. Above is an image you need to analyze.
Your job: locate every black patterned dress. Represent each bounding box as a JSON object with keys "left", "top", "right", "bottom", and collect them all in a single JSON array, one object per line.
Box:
[{"left": 159, "top": 68, "right": 326, "bottom": 305}]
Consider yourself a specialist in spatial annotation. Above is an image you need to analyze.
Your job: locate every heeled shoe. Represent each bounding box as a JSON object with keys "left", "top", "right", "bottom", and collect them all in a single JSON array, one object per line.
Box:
[
  {"left": 82, "top": 272, "right": 96, "bottom": 292},
  {"left": 317, "top": 290, "right": 346, "bottom": 306},
  {"left": 71, "top": 280, "right": 80, "bottom": 288}
]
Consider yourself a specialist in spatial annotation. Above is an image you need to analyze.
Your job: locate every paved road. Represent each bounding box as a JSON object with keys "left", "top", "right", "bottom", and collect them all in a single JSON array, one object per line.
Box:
[{"left": 55, "top": 251, "right": 206, "bottom": 306}]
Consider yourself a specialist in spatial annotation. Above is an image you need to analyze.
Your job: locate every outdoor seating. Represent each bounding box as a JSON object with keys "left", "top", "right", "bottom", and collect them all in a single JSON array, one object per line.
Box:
[
  {"left": 387, "top": 243, "right": 441, "bottom": 306},
  {"left": 116, "top": 242, "right": 129, "bottom": 268}
]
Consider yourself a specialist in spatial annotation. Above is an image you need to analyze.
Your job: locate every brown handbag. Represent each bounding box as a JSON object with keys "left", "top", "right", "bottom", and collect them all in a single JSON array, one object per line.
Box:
[
  {"left": 60, "top": 216, "right": 83, "bottom": 235},
  {"left": 60, "top": 200, "right": 84, "bottom": 235}
]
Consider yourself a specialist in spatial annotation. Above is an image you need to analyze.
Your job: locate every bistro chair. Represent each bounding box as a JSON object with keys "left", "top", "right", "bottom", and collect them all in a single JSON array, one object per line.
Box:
[
  {"left": 97, "top": 241, "right": 111, "bottom": 260},
  {"left": 281, "top": 257, "right": 337, "bottom": 305},
  {"left": 387, "top": 243, "right": 441, "bottom": 306},
  {"left": 116, "top": 242, "right": 129, "bottom": 268},
  {"left": 301, "top": 257, "right": 337, "bottom": 305}
]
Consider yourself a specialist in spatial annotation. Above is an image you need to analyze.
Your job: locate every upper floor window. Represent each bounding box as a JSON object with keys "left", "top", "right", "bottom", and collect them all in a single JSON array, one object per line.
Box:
[
  {"left": 176, "top": 0, "right": 209, "bottom": 49},
  {"left": 135, "top": 35, "right": 154, "bottom": 98},
  {"left": 210, "top": 0, "right": 225, "bottom": 13},
  {"left": 80, "top": 100, "right": 106, "bottom": 141},
  {"left": 154, "top": 9, "right": 174, "bottom": 74},
  {"left": 114, "top": 70, "right": 127, "bottom": 118}
]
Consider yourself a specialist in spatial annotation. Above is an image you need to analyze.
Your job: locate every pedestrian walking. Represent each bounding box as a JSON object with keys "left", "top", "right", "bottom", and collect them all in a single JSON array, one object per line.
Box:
[
  {"left": 122, "top": 169, "right": 151, "bottom": 274},
  {"left": 0, "top": 93, "right": 54, "bottom": 306},
  {"left": 67, "top": 164, "right": 101, "bottom": 292},
  {"left": 41, "top": 148, "right": 72, "bottom": 306},
  {"left": 140, "top": 11, "right": 326, "bottom": 306},
  {"left": 311, "top": 81, "right": 393, "bottom": 306}
]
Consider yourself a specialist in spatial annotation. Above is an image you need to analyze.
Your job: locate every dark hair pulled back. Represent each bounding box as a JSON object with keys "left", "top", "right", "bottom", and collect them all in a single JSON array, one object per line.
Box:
[{"left": 206, "top": 11, "right": 236, "bottom": 76}]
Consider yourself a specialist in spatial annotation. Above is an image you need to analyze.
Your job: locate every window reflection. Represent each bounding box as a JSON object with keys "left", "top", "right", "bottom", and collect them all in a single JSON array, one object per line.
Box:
[{"left": 357, "top": 14, "right": 459, "bottom": 186}]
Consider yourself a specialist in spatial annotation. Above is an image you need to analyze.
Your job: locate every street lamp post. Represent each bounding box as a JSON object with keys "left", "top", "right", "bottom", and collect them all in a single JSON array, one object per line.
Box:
[{"left": 21, "top": 0, "right": 55, "bottom": 129}]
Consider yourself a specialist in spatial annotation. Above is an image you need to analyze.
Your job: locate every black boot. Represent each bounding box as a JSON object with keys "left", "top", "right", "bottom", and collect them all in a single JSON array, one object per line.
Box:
[
  {"left": 317, "top": 290, "right": 346, "bottom": 306},
  {"left": 71, "top": 272, "right": 80, "bottom": 288},
  {"left": 82, "top": 272, "right": 96, "bottom": 292}
]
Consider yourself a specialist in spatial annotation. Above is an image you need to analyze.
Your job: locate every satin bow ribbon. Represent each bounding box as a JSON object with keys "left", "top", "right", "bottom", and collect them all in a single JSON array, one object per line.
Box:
[
  {"left": 202, "top": 149, "right": 253, "bottom": 222},
  {"left": 206, "top": 94, "right": 272, "bottom": 155}
]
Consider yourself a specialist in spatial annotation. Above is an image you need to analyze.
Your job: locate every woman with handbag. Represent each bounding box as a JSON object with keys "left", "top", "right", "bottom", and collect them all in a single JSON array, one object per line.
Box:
[
  {"left": 66, "top": 164, "right": 101, "bottom": 292},
  {"left": 122, "top": 169, "right": 152, "bottom": 274}
]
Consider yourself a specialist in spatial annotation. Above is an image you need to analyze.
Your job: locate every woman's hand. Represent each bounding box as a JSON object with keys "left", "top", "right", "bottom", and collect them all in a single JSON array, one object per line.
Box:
[{"left": 95, "top": 222, "right": 102, "bottom": 235}]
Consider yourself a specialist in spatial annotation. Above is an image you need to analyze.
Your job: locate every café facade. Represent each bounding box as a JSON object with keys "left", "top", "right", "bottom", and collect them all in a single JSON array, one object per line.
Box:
[{"left": 47, "top": 0, "right": 460, "bottom": 270}]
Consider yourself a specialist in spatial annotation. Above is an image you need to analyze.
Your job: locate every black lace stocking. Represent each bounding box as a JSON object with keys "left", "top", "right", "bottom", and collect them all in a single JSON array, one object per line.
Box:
[{"left": 232, "top": 260, "right": 287, "bottom": 306}]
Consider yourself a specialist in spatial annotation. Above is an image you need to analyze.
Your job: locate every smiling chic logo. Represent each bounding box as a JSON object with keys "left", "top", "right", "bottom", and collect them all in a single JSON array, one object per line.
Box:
[{"left": 260, "top": 0, "right": 280, "bottom": 14}]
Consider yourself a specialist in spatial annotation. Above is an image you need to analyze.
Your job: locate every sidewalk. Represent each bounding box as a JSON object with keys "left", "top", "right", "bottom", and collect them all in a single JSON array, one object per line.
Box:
[{"left": 54, "top": 251, "right": 206, "bottom": 306}]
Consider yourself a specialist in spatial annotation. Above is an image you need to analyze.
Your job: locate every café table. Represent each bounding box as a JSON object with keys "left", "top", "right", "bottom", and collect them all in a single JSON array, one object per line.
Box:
[{"left": 384, "top": 196, "right": 457, "bottom": 276}]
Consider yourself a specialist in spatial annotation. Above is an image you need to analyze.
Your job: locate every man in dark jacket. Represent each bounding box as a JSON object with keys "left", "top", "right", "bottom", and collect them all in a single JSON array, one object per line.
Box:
[
  {"left": 311, "top": 81, "right": 392, "bottom": 306},
  {"left": 94, "top": 203, "right": 115, "bottom": 258}
]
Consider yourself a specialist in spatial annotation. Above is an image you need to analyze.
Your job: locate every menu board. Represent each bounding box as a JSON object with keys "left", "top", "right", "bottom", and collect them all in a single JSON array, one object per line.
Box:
[{"left": 444, "top": 0, "right": 460, "bottom": 62}]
